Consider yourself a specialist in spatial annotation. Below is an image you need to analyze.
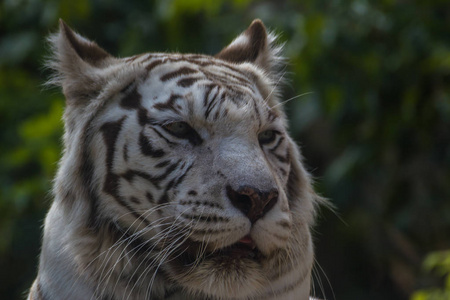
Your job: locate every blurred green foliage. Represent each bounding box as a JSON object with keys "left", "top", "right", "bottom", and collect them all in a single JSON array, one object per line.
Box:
[
  {"left": 411, "top": 251, "right": 450, "bottom": 300},
  {"left": 1, "top": 0, "right": 449, "bottom": 299}
]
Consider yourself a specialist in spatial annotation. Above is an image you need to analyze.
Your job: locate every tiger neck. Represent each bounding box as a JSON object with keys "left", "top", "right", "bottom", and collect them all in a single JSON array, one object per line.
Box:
[{"left": 37, "top": 198, "right": 174, "bottom": 300}]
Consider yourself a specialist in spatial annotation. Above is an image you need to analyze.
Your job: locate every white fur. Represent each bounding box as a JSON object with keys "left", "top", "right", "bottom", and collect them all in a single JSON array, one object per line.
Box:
[{"left": 29, "top": 20, "right": 323, "bottom": 300}]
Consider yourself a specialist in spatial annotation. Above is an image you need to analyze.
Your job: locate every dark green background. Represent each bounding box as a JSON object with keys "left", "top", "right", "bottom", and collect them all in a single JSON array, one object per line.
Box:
[{"left": 1, "top": 0, "right": 449, "bottom": 299}]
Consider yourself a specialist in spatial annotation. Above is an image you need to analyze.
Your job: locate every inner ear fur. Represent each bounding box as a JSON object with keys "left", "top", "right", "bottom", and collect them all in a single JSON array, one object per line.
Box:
[
  {"left": 215, "top": 19, "right": 283, "bottom": 76},
  {"left": 215, "top": 19, "right": 267, "bottom": 64},
  {"left": 47, "top": 20, "right": 114, "bottom": 104},
  {"left": 59, "top": 20, "right": 111, "bottom": 67}
]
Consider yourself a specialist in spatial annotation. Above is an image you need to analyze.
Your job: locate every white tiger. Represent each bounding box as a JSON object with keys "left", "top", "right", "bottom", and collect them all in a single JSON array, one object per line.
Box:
[{"left": 28, "top": 19, "right": 323, "bottom": 300}]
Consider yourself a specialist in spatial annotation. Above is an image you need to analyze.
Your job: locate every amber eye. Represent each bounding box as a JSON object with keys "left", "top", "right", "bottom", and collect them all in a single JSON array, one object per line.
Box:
[
  {"left": 162, "top": 121, "right": 203, "bottom": 145},
  {"left": 258, "top": 130, "right": 277, "bottom": 145}
]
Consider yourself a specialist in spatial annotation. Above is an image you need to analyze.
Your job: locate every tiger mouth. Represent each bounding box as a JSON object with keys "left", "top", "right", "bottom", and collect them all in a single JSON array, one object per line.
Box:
[
  {"left": 172, "top": 235, "right": 263, "bottom": 268},
  {"left": 209, "top": 235, "right": 262, "bottom": 261}
]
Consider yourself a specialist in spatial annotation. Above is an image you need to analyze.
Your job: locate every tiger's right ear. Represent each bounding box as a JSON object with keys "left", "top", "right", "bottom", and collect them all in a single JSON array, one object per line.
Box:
[
  {"left": 47, "top": 20, "right": 114, "bottom": 104},
  {"left": 215, "top": 19, "right": 284, "bottom": 79}
]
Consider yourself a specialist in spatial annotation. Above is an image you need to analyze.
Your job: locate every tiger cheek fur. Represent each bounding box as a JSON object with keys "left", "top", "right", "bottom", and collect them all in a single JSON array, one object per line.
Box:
[{"left": 28, "top": 19, "right": 320, "bottom": 300}]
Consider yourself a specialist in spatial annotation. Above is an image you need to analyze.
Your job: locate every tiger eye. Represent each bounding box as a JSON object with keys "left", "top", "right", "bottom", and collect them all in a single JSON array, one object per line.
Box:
[
  {"left": 258, "top": 130, "right": 277, "bottom": 145},
  {"left": 162, "top": 121, "right": 203, "bottom": 145},
  {"left": 163, "top": 122, "right": 191, "bottom": 136}
]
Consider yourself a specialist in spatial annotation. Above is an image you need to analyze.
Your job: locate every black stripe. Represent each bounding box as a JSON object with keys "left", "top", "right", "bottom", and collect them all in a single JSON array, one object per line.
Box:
[
  {"left": 204, "top": 87, "right": 220, "bottom": 120},
  {"left": 270, "top": 145, "right": 290, "bottom": 164},
  {"left": 158, "top": 160, "right": 182, "bottom": 181},
  {"left": 164, "top": 287, "right": 182, "bottom": 298},
  {"left": 121, "top": 159, "right": 180, "bottom": 189},
  {"left": 272, "top": 152, "right": 290, "bottom": 164},
  {"left": 121, "top": 169, "right": 162, "bottom": 189},
  {"left": 100, "top": 118, "right": 126, "bottom": 170},
  {"left": 123, "top": 144, "right": 129, "bottom": 162},
  {"left": 179, "top": 200, "right": 224, "bottom": 210},
  {"left": 82, "top": 147, "right": 101, "bottom": 230},
  {"left": 160, "top": 67, "right": 198, "bottom": 81},
  {"left": 203, "top": 69, "right": 253, "bottom": 89},
  {"left": 145, "top": 59, "right": 164, "bottom": 73},
  {"left": 146, "top": 192, "right": 155, "bottom": 204},
  {"left": 138, "top": 108, "right": 151, "bottom": 126},
  {"left": 172, "top": 163, "right": 192, "bottom": 189},
  {"left": 158, "top": 163, "right": 192, "bottom": 204},
  {"left": 202, "top": 84, "right": 215, "bottom": 107},
  {"left": 120, "top": 86, "right": 141, "bottom": 109},
  {"left": 102, "top": 173, "right": 150, "bottom": 225},
  {"left": 253, "top": 98, "right": 262, "bottom": 128},
  {"left": 119, "top": 81, "right": 134, "bottom": 94},
  {"left": 130, "top": 196, "right": 141, "bottom": 204},
  {"left": 198, "top": 60, "right": 249, "bottom": 78},
  {"left": 153, "top": 94, "right": 183, "bottom": 112},
  {"left": 139, "top": 131, "right": 166, "bottom": 157},
  {"left": 151, "top": 127, "right": 176, "bottom": 145},
  {"left": 181, "top": 214, "right": 229, "bottom": 223},
  {"left": 124, "top": 54, "right": 144, "bottom": 63},
  {"left": 103, "top": 172, "right": 120, "bottom": 196},
  {"left": 118, "top": 84, "right": 152, "bottom": 127},
  {"left": 100, "top": 118, "right": 151, "bottom": 226},
  {"left": 213, "top": 110, "right": 220, "bottom": 121},
  {"left": 106, "top": 221, "right": 162, "bottom": 261},
  {"left": 269, "top": 136, "right": 285, "bottom": 152},
  {"left": 158, "top": 193, "right": 169, "bottom": 205},
  {"left": 75, "top": 99, "right": 115, "bottom": 230},
  {"left": 155, "top": 160, "right": 171, "bottom": 168}
]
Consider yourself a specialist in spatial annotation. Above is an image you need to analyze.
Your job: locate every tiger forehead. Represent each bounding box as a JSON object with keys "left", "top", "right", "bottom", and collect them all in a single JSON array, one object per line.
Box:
[
  {"left": 129, "top": 57, "right": 280, "bottom": 121},
  {"left": 141, "top": 80, "right": 280, "bottom": 127},
  {"left": 146, "top": 56, "right": 257, "bottom": 91},
  {"left": 131, "top": 53, "right": 256, "bottom": 79}
]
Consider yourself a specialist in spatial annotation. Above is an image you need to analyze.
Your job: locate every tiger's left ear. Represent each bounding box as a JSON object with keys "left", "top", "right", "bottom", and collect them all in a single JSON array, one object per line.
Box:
[{"left": 215, "top": 19, "right": 283, "bottom": 75}]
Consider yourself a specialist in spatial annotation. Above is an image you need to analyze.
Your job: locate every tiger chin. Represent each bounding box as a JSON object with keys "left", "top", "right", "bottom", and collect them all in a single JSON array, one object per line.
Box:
[{"left": 28, "top": 19, "right": 323, "bottom": 300}]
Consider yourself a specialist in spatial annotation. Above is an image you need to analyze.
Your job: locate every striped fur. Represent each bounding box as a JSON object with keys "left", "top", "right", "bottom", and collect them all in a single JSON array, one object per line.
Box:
[{"left": 28, "top": 19, "right": 321, "bottom": 300}]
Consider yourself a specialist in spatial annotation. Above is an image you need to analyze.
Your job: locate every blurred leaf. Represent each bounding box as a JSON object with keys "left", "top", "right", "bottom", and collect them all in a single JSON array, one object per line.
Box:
[
  {"left": 0, "top": 31, "right": 38, "bottom": 66},
  {"left": 1, "top": 0, "right": 450, "bottom": 299}
]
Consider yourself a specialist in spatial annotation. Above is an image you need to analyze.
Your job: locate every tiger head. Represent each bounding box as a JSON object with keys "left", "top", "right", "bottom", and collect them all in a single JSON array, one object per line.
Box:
[{"left": 48, "top": 19, "right": 320, "bottom": 299}]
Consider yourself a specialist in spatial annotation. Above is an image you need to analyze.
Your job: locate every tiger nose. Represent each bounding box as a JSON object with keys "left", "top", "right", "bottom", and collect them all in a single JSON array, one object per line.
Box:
[{"left": 226, "top": 185, "right": 278, "bottom": 224}]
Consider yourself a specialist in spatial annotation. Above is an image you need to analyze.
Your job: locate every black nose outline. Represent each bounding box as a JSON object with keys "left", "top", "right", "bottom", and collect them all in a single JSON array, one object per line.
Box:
[{"left": 226, "top": 185, "right": 279, "bottom": 224}]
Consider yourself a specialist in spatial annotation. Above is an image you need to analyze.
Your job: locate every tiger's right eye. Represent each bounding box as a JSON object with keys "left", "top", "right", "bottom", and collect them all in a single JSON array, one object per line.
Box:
[
  {"left": 163, "top": 122, "right": 191, "bottom": 136},
  {"left": 162, "top": 121, "right": 203, "bottom": 146}
]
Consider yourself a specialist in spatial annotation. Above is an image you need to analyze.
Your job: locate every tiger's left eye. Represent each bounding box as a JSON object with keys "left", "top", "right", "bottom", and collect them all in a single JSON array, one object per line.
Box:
[
  {"left": 163, "top": 122, "right": 191, "bottom": 136},
  {"left": 258, "top": 130, "right": 278, "bottom": 145}
]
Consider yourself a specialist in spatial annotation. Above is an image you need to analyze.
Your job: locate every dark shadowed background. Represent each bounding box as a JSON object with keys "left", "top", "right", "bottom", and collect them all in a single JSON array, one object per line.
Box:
[{"left": 1, "top": 0, "right": 449, "bottom": 299}]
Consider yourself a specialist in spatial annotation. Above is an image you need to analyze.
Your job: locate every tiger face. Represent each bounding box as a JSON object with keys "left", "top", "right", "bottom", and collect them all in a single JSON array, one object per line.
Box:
[{"left": 32, "top": 19, "right": 320, "bottom": 300}]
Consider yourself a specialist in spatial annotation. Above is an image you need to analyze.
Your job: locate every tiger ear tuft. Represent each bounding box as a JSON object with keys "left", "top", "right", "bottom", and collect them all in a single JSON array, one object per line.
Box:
[
  {"left": 215, "top": 19, "right": 284, "bottom": 76},
  {"left": 46, "top": 20, "right": 114, "bottom": 104},
  {"left": 58, "top": 19, "right": 111, "bottom": 67}
]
